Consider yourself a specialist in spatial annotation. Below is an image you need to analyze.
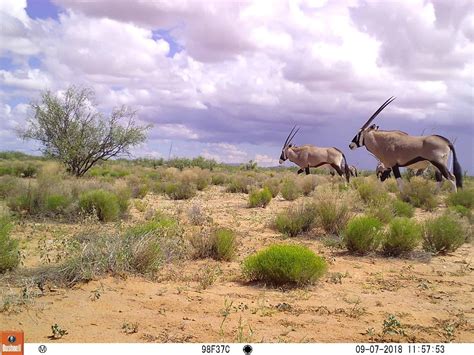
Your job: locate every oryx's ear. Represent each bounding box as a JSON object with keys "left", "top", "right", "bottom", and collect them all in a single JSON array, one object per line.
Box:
[{"left": 376, "top": 125, "right": 379, "bottom": 130}]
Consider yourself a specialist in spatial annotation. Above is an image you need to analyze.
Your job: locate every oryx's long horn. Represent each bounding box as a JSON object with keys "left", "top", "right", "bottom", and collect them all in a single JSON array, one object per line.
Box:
[
  {"left": 283, "top": 125, "right": 297, "bottom": 147},
  {"left": 361, "top": 96, "right": 396, "bottom": 130},
  {"left": 287, "top": 127, "right": 300, "bottom": 145}
]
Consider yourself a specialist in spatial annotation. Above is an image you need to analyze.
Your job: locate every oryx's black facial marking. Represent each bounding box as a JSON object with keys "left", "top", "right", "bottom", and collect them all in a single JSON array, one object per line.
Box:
[
  {"left": 279, "top": 150, "right": 286, "bottom": 162},
  {"left": 350, "top": 131, "right": 364, "bottom": 148},
  {"left": 380, "top": 169, "right": 392, "bottom": 181}
]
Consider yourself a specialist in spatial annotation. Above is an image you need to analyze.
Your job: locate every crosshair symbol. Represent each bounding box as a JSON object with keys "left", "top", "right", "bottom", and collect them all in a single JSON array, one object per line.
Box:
[{"left": 38, "top": 344, "right": 47, "bottom": 353}]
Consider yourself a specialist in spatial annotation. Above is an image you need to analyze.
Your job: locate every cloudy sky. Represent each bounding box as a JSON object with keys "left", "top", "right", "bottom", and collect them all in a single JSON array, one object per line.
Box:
[{"left": 1, "top": 0, "right": 473, "bottom": 171}]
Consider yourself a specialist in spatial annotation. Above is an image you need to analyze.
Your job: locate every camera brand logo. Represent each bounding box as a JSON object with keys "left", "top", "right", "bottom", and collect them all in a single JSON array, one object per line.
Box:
[{"left": 0, "top": 330, "right": 24, "bottom": 355}]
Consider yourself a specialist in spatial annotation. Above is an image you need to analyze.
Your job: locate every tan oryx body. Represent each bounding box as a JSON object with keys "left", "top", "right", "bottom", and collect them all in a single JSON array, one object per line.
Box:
[
  {"left": 279, "top": 126, "right": 350, "bottom": 182},
  {"left": 350, "top": 97, "right": 462, "bottom": 191}
]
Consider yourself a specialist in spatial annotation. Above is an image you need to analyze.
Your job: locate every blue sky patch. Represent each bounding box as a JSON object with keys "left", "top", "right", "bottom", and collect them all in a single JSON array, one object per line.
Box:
[
  {"left": 26, "top": 0, "right": 60, "bottom": 21},
  {"left": 152, "top": 29, "right": 184, "bottom": 57},
  {"left": 0, "top": 56, "right": 17, "bottom": 70},
  {"left": 28, "top": 56, "right": 42, "bottom": 69}
]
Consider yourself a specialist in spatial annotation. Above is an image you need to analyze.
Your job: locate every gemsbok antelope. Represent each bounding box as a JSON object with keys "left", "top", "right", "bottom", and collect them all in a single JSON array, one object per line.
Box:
[
  {"left": 349, "top": 97, "right": 463, "bottom": 191},
  {"left": 333, "top": 165, "right": 358, "bottom": 177},
  {"left": 279, "top": 126, "right": 351, "bottom": 182},
  {"left": 349, "top": 165, "right": 358, "bottom": 177}
]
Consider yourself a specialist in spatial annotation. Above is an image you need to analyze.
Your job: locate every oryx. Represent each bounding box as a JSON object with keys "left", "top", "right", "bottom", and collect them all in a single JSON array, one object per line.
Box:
[
  {"left": 333, "top": 164, "right": 358, "bottom": 177},
  {"left": 349, "top": 97, "right": 462, "bottom": 191},
  {"left": 279, "top": 126, "right": 351, "bottom": 182},
  {"left": 349, "top": 165, "right": 358, "bottom": 177}
]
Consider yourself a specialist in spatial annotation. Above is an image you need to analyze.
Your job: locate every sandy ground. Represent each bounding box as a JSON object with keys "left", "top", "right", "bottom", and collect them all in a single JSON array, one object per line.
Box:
[{"left": 1, "top": 186, "right": 473, "bottom": 343}]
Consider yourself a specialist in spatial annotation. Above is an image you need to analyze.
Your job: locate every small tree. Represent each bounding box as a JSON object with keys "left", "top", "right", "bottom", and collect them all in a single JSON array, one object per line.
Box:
[{"left": 20, "top": 86, "right": 151, "bottom": 177}]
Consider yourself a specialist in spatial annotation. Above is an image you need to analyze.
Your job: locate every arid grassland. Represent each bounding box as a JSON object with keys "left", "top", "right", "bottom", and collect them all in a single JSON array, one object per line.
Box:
[{"left": 0, "top": 154, "right": 473, "bottom": 343}]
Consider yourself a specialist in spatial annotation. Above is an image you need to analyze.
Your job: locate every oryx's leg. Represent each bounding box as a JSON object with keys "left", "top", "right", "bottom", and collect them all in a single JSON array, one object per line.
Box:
[
  {"left": 330, "top": 163, "right": 346, "bottom": 185},
  {"left": 305, "top": 167, "right": 310, "bottom": 175},
  {"left": 297, "top": 168, "right": 304, "bottom": 174},
  {"left": 431, "top": 161, "right": 456, "bottom": 192},
  {"left": 434, "top": 170, "right": 443, "bottom": 192},
  {"left": 392, "top": 166, "right": 404, "bottom": 191}
]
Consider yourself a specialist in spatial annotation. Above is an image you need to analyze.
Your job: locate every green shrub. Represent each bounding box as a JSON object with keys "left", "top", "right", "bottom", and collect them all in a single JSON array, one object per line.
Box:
[
  {"left": 263, "top": 178, "right": 280, "bottom": 197},
  {"left": 0, "top": 176, "right": 19, "bottom": 198},
  {"left": 0, "top": 161, "right": 38, "bottom": 178},
  {"left": 211, "top": 173, "right": 227, "bottom": 185},
  {"left": 45, "top": 194, "right": 71, "bottom": 214},
  {"left": 344, "top": 216, "right": 383, "bottom": 254},
  {"left": 299, "top": 175, "right": 317, "bottom": 196},
  {"left": 356, "top": 180, "right": 388, "bottom": 204},
  {"left": 7, "top": 183, "right": 42, "bottom": 214},
  {"left": 400, "top": 177, "right": 438, "bottom": 211},
  {"left": 242, "top": 244, "right": 327, "bottom": 286},
  {"left": 449, "top": 205, "right": 473, "bottom": 222},
  {"left": 393, "top": 199, "right": 414, "bottom": 218},
  {"left": 314, "top": 198, "right": 350, "bottom": 235},
  {"left": 423, "top": 214, "right": 466, "bottom": 254},
  {"left": 385, "top": 179, "right": 398, "bottom": 193},
  {"left": 126, "top": 176, "right": 149, "bottom": 198},
  {"left": 274, "top": 204, "right": 316, "bottom": 237},
  {"left": 191, "top": 228, "right": 236, "bottom": 261},
  {"left": 79, "top": 189, "right": 121, "bottom": 222},
  {"left": 248, "top": 187, "right": 272, "bottom": 208},
  {"left": 214, "top": 228, "right": 236, "bottom": 261},
  {"left": 382, "top": 217, "right": 422, "bottom": 256},
  {"left": 180, "top": 168, "right": 210, "bottom": 191},
  {"left": 226, "top": 175, "right": 254, "bottom": 194},
  {"left": 60, "top": 217, "right": 187, "bottom": 283},
  {"left": 280, "top": 179, "right": 301, "bottom": 201},
  {"left": 446, "top": 189, "right": 474, "bottom": 209},
  {"left": 165, "top": 181, "right": 196, "bottom": 200},
  {"left": 366, "top": 200, "right": 394, "bottom": 224},
  {"left": 0, "top": 215, "right": 20, "bottom": 272}
]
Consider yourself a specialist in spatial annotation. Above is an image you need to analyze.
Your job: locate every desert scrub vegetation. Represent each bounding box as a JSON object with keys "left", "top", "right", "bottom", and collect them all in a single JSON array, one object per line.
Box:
[
  {"left": 187, "top": 204, "right": 208, "bottom": 225},
  {"left": 79, "top": 189, "right": 127, "bottom": 222},
  {"left": 226, "top": 175, "right": 254, "bottom": 194},
  {"left": 248, "top": 187, "right": 272, "bottom": 208},
  {"left": 280, "top": 178, "right": 301, "bottom": 201},
  {"left": 181, "top": 168, "right": 211, "bottom": 191},
  {"left": 382, "top": 217, "right": 422, "bottom": 256},
  {"left": 299, "top": 175, "right": 317, "bottom": 196},
  {"left": 0, "top": 212, "right": 19, "bottom": 273},
  {"left": 211, "top": 173, "right": 227, "bottom": 186},
  {"left": 392, "top": 199, "right": 415, "bottom": 218},
  {"left": 0, "top": 160, "right": 39, "bottom": 178},
  {"left": 164, "top": 181, "right": 196, "bottom": 200},
  {"left": 59, "top": 214, "right": 188, "bottom": 283},
  {"left": 191, "top": 228, "right": 236, "bottom": 261},
  {"left": 263, "top": 178, "right": 280, "bottom": 197},
  {"left": 274, "top": 203, "right": 316, "bottom": 237},
  {"left": 400, "top": 177, "right": 438, "bottom": 211},
  {"left": 343, "top": 216, "right": 383, "bottom": 254},
  {"left": 366, "top": 199, "right": 394, "bottom": 224},
  {"left": 242, "top": 244, "right": 327, "bottom": 286},
  {"left": 422, "top": 213, "right": 467, "bottom": 254},
  {"left": 312, "top": 190, "right": 351, "bottom": 235},
  {"left": 449, "top": 205, "right": 473, "bottom": 223},
  {"left": 446, "top": 189, "right": 474, "bottom": 209},
  {"left": 354, "top": 178, "right": 389, "bottom": 205}
]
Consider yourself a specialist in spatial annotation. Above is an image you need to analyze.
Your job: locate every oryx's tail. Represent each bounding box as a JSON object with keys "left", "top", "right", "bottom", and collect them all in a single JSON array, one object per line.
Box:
[
  {"left": 342, "top": 154, "right": 350, "bottom": 183},
  {"left": 449, "top": 142, "right": 463, "bottom": 188},
  {"left": 333, "top": 147, "right": 350, "bottom": 183}
]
